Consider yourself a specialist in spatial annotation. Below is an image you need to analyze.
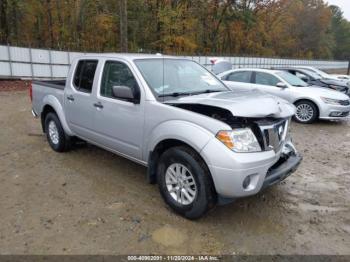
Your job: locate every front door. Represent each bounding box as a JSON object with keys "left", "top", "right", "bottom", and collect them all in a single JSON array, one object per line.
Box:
[
  {"left": 92, "top": 60, "right": 144, "bottom": 161},
  {"left": 252, "top": 71, "right": 290, "bottom": 101}
]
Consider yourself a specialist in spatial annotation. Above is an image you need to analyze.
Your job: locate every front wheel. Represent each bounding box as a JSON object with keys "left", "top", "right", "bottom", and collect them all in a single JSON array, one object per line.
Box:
[
  {"left": 44, "top": 112, "right": 71, "bottom": 152},
  {"left": 293, "top": 100, "right": 318, "bottom": 124},
  {"left": 157, "top": 146, "right": 216, "bottom": 219}
]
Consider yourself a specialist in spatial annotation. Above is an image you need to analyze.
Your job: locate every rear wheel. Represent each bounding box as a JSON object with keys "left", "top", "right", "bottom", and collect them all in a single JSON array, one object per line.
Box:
[
  {"left": 157, "top": 146, "right": 216, "bottom": 219},
  {"left": 294, "top": 100, "right": 318, "bottom": 124},
  {"left": 44, "top": 112, "right": 71, "bottom": 152}
]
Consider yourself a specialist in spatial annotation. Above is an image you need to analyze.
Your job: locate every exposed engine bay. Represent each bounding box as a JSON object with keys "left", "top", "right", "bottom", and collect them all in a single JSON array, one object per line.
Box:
[{"left": 170, "top": 103, "right": 289, "bottom": 152}]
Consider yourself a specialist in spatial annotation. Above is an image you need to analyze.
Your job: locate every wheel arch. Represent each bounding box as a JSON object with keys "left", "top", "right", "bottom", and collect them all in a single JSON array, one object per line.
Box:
[
  {"left": 41, "top": 95, "right": 74, "bottom": 136},
  {"left": 147, "top": 138, "right": 215, "bottom": 190},
  {"left": 41, "top": 104, "right": 56, "bottom": 132}
]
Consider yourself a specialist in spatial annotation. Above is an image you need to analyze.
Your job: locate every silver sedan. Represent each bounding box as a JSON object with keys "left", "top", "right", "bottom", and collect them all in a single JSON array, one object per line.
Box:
[{"left": 218, "top": 68, "right": 350, "bottom": 124}]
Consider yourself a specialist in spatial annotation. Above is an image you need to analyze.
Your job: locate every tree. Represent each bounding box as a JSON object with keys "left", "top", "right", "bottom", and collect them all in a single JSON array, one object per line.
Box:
[
  {"left": 120, "top": 0, "right": 128, "bottom": 52},
  {"left": 0, "top": 0, "right": 9, "bottom": 43},
  {"left": 330, "top": 5, "right": 350, "bottom": 60},
  {"left": 0, "top": 0, "right": 349, "bottom": 59}
]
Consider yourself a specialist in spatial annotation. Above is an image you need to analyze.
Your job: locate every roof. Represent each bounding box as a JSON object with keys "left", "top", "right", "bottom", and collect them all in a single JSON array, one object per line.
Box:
[
  {"left": 73, "top": 53, "right": 187, "bottom": 62},
  {"left": 218, "top": 68, "right": 282, "bottom": 76}
]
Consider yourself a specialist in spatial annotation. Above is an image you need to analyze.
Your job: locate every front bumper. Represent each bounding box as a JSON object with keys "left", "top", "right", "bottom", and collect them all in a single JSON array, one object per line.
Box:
[
  {"left": 201, "top": 138, "right": 302, "bottom": 198},
  {"left": 319, "top": 103, "right": 350, "bottom": 120},
  {"left": 261, "top": 151, "right": 302, "bottom": 190}
]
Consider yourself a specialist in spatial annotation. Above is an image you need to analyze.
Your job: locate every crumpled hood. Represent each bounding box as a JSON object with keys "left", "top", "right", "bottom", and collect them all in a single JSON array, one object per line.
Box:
[
  {"left": 166, "top": 90, "right": 296, "bottom": 118},
  {"left": 320, "top": 78, "right": 348, "bottom": 88}
]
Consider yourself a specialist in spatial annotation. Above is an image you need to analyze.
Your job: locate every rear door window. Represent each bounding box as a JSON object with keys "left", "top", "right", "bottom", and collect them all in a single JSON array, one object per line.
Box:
[
  {"left": 73, "top": 60, "right": 98, "bottom": 93},
  {"left": 226, "top": 71, "right": 252, "bottom": 83}
]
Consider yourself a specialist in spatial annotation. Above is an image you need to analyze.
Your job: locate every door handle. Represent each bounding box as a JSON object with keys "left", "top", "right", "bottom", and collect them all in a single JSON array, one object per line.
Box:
[
  {"left": 93, "top": 102, "right": 104, "bottom": 109},
  {"left": 67, "top": 95, "right": 75, "bottom": 101}
]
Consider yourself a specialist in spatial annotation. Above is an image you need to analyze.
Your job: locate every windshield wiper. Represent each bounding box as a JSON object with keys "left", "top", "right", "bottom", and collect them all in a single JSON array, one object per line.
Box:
[
  {"left": 158, "top": 89, "right": 224, "bottom": 98},
  {"left": 190, "top": 89, "right": 224, "bottom": 95},
  {"left": 158, "top": 92, "right": 191, "bottom": 97}
]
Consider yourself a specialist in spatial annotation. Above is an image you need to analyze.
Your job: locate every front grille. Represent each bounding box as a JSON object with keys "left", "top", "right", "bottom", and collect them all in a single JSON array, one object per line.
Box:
[
  {"left": 340, "top": 100, "right": 350, "bottom": 106},
  {"left": 258, "top": 120, "right": 288, "bottom": 152}
]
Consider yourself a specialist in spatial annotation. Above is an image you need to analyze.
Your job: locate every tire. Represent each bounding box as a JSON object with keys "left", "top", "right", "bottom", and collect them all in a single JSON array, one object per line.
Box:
[
  {"left": 293, "top": 100, "right": 318, "bottom": 124},
  {"left": 44, "top": 112, "right": 71, "bottom": 152},
  {"left": 157, "top": 146, "right": 216, "bottom": 219}
]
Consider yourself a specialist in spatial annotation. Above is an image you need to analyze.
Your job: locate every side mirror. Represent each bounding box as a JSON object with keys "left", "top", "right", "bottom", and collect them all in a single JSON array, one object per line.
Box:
[
  {"left": 112, "top": 85, "right": 138, "bottom": 103},
  {"left": 276, "top": 82, "right": 287, "bottom": 88}
]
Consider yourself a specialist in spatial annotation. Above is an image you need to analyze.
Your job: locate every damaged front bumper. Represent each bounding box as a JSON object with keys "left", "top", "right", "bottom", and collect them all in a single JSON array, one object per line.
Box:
[
  {"left": 202, "top": 138, "right": 302, "bottom": 200},
  {"left": 261, "top": 144, "right": 302, "bottom": 190}
]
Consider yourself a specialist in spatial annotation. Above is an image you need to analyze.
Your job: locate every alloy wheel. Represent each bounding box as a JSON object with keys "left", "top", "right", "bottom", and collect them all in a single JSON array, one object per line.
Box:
[{"left": 165, "top": 163, "right": 197, "bottom": 205}]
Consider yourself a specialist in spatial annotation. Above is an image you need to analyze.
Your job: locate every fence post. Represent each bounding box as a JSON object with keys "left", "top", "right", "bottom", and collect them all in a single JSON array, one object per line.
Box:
[
  {"left": 49, "top": 49, "right": 53, "bottom": 79},
  {"left": 29, "top": 47, "right": 34, "bottom": 79},
  {"left": 7, "top": 44, "right": 13, "bottom": 78}
]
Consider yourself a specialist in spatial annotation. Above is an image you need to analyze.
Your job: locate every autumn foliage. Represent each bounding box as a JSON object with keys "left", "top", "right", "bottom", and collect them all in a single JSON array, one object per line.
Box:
[{"left": 0, "top": 0, "right": 349, "bottom": 59}]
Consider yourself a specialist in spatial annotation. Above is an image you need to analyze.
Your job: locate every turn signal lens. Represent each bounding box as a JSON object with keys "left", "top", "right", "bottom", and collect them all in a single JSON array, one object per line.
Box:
[{"left": 216, "top": 131, "right": 234, "bottom": 150}]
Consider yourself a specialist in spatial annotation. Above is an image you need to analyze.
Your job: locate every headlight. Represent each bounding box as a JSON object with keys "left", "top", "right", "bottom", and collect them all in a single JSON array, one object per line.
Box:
[
  {"left": 216, "top": 128, "right": 261, "bottom": 153},
  {"left": 321, "top": 97, "right": 344, "bottom": 105}
]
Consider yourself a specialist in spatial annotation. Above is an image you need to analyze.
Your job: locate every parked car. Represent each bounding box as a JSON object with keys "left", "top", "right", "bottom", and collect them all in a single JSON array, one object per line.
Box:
[
  {"left": 31, "top": 54, "right": 302, "bottom": 219},
  {"left": 218, "top": 68, "right": 350, "bottom": 124},
  {"left": 274, "top": 67, "right": 350, "bottom": 96},
  {"left": 295, "top": 66, "right": 350, "bottom": 84},
  {"left": 331, "top": 74, "right": 350, "bottom": 81}
]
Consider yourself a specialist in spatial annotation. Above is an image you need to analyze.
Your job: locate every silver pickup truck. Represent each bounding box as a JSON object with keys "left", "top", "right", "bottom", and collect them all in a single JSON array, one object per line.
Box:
[{"left": 31, "top": 54, "right": 302, "bottom": 219}]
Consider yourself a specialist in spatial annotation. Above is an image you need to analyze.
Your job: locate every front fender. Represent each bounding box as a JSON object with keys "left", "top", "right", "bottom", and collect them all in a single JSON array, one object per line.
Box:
[
  {"left": 42, "top": 95, "right": 74, "bottom": 136},
  {"left": 145, "top": 120, "right": 215, "bottom": 160}
]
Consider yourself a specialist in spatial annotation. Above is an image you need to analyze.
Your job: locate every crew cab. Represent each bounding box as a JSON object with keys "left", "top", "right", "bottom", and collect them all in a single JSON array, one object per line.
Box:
[{"left": 31, "top": 54, "right": 302, "bottom": 219}]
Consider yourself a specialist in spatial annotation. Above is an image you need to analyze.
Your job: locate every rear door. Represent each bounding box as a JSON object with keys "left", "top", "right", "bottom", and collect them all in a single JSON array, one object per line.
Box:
[
  {"left": 65, "top": 59, "right": 99, "bottom": 140},
  {"left": 92, "top": 59, "right": 144, "bottom": 161},
  {"left": 222, "top": 71, "right": 254, "bottom": 91}
]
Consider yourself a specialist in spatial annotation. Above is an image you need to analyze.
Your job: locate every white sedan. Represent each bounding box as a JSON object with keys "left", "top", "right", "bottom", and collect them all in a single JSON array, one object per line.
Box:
[{"left": 218, "top": 68, "right": 350, "bottom": 124}]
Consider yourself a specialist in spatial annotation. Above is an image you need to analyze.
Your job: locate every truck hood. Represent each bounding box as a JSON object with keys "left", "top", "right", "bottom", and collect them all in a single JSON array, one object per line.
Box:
[{"left": 166, "top": 90, "right": 295, "bottom": 118}]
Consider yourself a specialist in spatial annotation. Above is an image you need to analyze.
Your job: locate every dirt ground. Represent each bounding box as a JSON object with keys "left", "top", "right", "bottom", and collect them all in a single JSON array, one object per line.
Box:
[{"left": 0, "top": 90, "right": 349, "bottom": 255}]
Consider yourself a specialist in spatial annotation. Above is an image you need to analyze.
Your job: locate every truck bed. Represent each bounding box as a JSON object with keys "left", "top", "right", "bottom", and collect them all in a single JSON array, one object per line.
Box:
[
  {"left": 31, "top": 79, "right": 66, "bottom": 117},
  {"left": 32, "top": 80, "right": 66, "bottom": 90}
]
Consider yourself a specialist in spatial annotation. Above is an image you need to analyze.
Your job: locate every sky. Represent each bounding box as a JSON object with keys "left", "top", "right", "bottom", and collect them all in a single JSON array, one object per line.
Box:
[{"left": 327, "top": 0, "right": 350, "bottom": 20}]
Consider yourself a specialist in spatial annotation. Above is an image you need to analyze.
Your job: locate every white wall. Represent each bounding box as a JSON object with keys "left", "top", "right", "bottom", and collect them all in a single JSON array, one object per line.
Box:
[{"left": 0, "top": 45, "right": 348, "bottom": 79}]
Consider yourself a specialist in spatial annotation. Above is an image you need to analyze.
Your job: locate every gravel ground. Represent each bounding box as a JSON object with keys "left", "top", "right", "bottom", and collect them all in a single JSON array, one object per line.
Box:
[{"left": 0, "top": 90, "right": 349, "bottom": 255}]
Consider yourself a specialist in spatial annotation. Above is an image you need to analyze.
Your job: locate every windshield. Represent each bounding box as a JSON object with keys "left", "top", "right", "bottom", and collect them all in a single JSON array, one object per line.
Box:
[
  {"left": 302, "top": 67, "right": 329, "bottom": 79},
  {"left": 134, "top": 59, "right": 228, "bottom": 97},
  {"left": 276, "top": 71, "right": 308, "bottom": 87},
  {"left": 299, "top": 69, "right": 321, "bottom": 80}
]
